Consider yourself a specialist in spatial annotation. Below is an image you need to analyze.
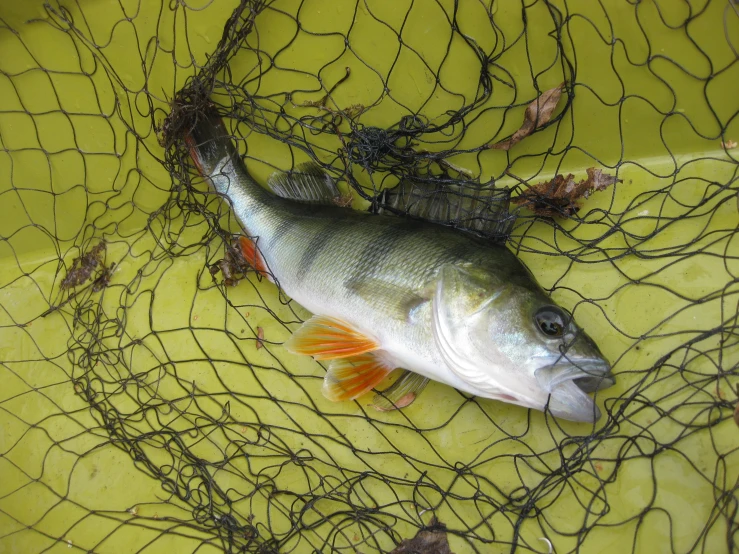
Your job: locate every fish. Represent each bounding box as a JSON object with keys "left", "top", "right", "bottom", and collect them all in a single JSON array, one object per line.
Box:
[{"left": 185, "top": 114, "right": 615, "bottom": 423}]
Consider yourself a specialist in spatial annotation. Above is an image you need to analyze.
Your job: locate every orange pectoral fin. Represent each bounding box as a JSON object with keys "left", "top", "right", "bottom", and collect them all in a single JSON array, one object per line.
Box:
[
  {"left": 284, "top": 316, "right": 379, "bottom": 360},
  {"left": 323, "top": 352, "right": 395, "bottom": 402},
  {"left": 238, "top": 236, "right": 269, "bottom": 277}
]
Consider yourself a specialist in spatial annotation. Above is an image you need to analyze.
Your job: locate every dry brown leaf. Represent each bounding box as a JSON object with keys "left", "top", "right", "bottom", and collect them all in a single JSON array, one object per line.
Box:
[
  {"left": 390, "top": 518, "right": 454, "bottom": 554},
  {"left": 210, "top": 237, "right": 252, "bottom": 287},
  {"left": 513, "top": 167, "right": 621, "bottom": 217},
  {"left": 489, "top": 83, "right": 564, "bottom": 150},
  {"left": 256, "top": 327, "right": 264, "bottom": 349}
]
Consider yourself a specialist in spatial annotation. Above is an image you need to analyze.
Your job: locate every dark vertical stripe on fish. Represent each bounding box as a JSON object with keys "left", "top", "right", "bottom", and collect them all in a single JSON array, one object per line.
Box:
[
  {"left": 295, "top": 217, "right": 341, "bottom": 281},
  {"left": 350, "top": 219, "right": 418, "bottom": 284},
  {"left": 271, "top": 216, "right": 298, "bottom": 248}
]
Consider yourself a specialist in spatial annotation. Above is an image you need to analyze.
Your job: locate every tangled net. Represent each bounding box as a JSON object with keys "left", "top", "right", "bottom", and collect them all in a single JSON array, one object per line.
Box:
[{"left": 0, "top": 1, "right": 738, "bottom": 553}]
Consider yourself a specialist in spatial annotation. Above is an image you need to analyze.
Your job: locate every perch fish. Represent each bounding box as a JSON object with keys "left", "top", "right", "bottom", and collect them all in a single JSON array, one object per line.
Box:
[{"left": 185, "top": 115, "right": 615, "bottom": 423}]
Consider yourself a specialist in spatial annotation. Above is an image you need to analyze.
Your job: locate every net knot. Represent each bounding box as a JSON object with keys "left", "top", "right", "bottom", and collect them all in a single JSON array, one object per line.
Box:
[{"left": 346, "top": 125, "right": 417, "bottom": 172}]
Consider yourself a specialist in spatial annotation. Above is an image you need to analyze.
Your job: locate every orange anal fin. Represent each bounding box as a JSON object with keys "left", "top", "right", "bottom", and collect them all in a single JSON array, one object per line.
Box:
[
  {"left": 323, "top": 352, "right": 395, "bottom": 402},
  {"left": 284, "top": 316, "right": 379, "bottom": 360},
  {"left": 238, "top": 236, "right": 269, "bottom": 277}
]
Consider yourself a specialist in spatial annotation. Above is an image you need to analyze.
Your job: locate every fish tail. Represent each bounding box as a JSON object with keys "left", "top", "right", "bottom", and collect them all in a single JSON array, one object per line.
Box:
[
  {"left": 184, "top": 113, "right": 241, "bottom": 179},
  {"left": 183, "top": 113, "right": 278, "bottom": 277},
  {"left": 184, "top": 112, "right": 275, "bottom": 215}
]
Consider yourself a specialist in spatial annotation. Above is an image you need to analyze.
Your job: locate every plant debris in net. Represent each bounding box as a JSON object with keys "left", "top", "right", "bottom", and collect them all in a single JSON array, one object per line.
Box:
[
  {"left": 389, "top": 518, "right": 454, "bottom": 554},
  {"left": 59, "top": 240, "right": 108, "bottom": 290},
  {"left": 513, "top": 168, "right": 622, "bottom": 217},
  {"left": 487, "top": 83, "right": 565, "bottom": 151}
]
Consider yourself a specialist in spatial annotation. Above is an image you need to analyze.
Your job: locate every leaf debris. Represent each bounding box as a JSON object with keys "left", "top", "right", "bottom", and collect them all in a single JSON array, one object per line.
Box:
[
  {"left": 60, "top": 240, "right": 107, "bottom": 289},
  {"left": 210, "top": 237, "right": 251, "bottom": 286},
  {"left": 256, "top": 327, "right": 264, "bottom": 349},
  {"left": 489, "top": 83, "right": 564, "bottom": 150},
  {"left": 722, "top": 139, "right": 737, "bottom": 149},
  {"left": 42, "top": 240, "right": 114, "bottom": 318},
  {"left": 513, "top": 167, "right": 622, "bottom": 217}
]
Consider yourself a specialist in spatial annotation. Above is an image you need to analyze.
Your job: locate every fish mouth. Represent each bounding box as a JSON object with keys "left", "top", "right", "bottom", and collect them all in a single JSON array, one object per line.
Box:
[{"left": 534, "top": 359, "right": 615, "bottom": 423}]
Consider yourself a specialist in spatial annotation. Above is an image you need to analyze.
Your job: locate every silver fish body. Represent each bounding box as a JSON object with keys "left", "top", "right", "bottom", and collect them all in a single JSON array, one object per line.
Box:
[{"left": 187, "top": 116, "right": 614, "bottom": 423}]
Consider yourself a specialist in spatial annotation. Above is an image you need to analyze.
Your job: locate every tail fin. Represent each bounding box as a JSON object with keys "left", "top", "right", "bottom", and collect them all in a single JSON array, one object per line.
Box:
[{"left": 184, "top": 114, "right": 240, "bottom": 178}]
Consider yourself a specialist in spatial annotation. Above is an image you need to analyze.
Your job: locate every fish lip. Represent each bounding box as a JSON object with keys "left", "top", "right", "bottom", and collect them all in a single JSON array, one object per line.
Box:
[
  {"left": 535, "top": 357, "right": 615, "bottom": 392},
  {"left": 534, "top": 358, "right": 615, "bottom": 423}
]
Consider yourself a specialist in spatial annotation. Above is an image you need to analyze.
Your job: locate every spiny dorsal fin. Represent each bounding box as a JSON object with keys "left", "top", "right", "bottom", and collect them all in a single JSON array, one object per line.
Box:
[
  {"left": 267, "top": 162, "right": 342, "bottom": 205},
  {"left": 374, "top": 178, "right": 515, "bottom": 243}
]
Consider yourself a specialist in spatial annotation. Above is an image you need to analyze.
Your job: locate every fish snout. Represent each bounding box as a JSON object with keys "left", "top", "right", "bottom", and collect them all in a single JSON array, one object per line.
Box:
[{"left": 534, "top": 358, "right": 615, "bottom": 423}]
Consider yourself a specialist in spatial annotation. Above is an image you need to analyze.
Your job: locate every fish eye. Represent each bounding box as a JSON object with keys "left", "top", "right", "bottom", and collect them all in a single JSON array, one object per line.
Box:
[{"left": 534, "top": 306, "right": 568, "bottom": 338}]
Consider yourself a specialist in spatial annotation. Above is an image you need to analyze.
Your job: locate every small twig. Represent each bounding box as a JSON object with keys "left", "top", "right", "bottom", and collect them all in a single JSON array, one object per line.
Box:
[{"left": 40, "top": 287, "right": 86, "bottom": 318}]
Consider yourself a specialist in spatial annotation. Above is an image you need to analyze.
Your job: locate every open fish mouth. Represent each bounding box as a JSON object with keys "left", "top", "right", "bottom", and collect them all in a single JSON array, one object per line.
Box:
[{"left": 534, "top": 359, "right": 615, "bottom": 423}]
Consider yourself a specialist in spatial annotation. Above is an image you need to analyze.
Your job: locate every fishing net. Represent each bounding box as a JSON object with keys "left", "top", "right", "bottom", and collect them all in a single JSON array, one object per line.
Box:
[{"left": 1, "top": 0, "right": 738, "bottom": 552}]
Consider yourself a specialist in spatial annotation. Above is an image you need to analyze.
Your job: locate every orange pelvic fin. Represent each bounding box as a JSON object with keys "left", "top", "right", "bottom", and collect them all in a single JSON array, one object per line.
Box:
[
  {"left": 238, "top": 236, "right": 268, "bottom": 277},
  {"left": 323, "top": 352, "right": 395, "bottom": 402},
  {"left": 284, "top": 316, "right": 379, "bottom": 360}
]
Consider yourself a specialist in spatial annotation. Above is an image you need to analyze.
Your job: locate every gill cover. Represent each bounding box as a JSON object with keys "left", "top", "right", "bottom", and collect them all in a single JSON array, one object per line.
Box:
[
  {"left": 431, "top": 264, "right": 523, "bottom": 401},
  {"left": 432, "top": 263, "right": 611, "bottom": 423}
]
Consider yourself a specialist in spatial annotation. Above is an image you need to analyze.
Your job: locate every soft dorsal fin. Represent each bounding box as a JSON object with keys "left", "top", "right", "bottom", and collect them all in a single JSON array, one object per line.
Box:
[
  {"left": 373, "top": 178, "right": 515, "bottom": 243},
  {"left": 267, "top": 162, "right": 341, "bottom": 205}
]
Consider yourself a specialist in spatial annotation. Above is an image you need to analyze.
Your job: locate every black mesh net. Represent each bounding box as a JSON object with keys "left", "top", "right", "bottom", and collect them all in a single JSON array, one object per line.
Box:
[{"left": 1, "top": 1, "right": 738, "bottom": 553}]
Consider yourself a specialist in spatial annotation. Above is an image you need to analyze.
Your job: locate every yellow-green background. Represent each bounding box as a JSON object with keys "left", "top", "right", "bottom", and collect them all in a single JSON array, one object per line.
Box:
[{"left": 1, "top": 0, "right": 737, "bottom": 552}]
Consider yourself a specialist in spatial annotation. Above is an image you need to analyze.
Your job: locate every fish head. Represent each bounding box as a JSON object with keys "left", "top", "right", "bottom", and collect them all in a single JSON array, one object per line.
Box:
[{"left": 433, "top": 264, "right": 614, "bottom": 423}]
